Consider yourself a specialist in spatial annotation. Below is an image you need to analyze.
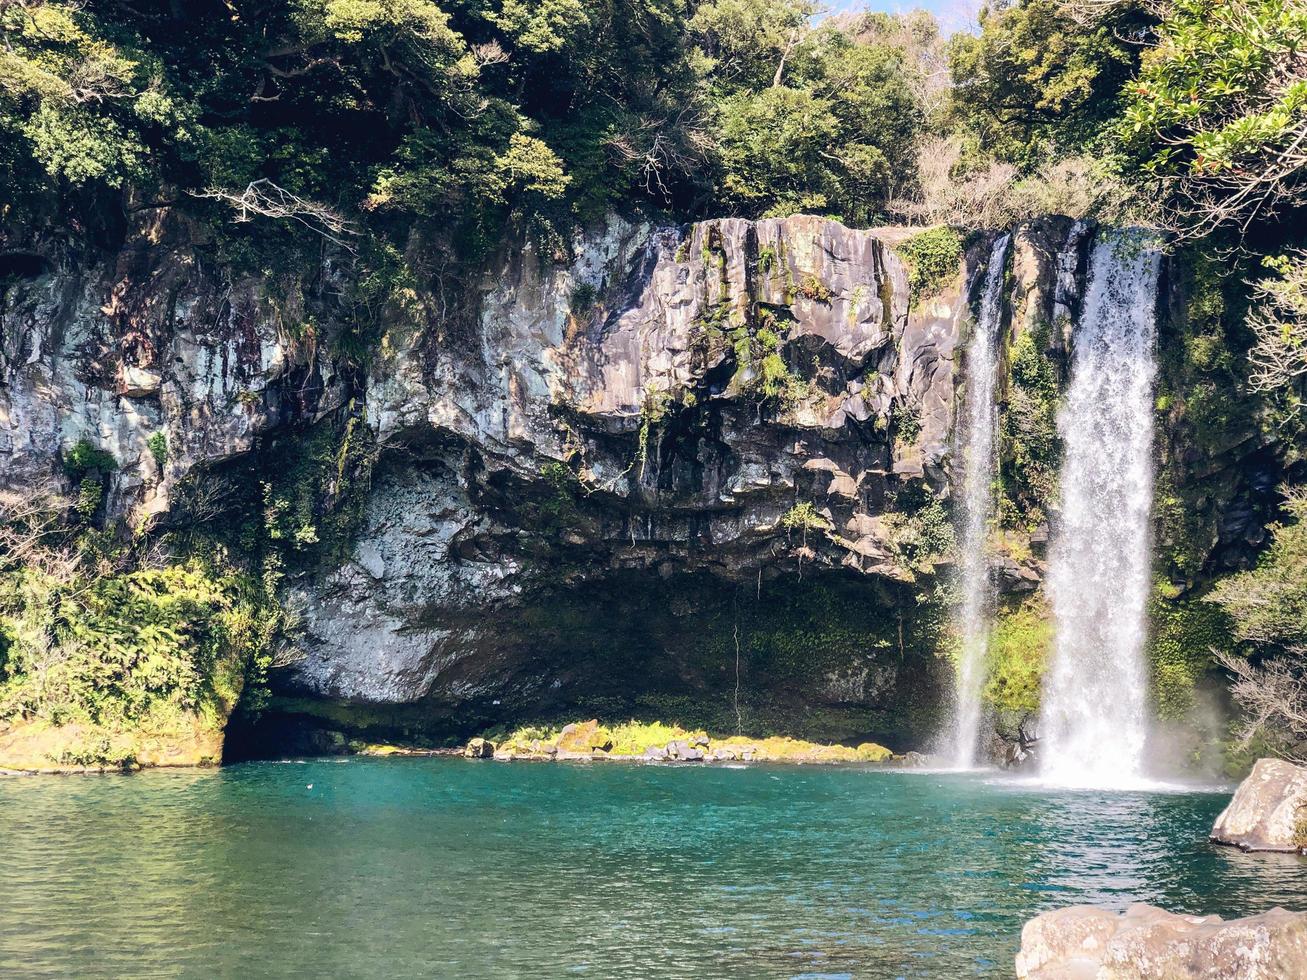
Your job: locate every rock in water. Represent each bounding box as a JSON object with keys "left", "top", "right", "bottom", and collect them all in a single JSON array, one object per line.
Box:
[
  {"left": 463, "top": 737, "right": 494, "bottom": 759},
  {"left": 1016, "top": 904, "right": 1307, "bottom": 979},
  {"left": 1211, "top": 758, "right": 1307, "bottom": 853}
]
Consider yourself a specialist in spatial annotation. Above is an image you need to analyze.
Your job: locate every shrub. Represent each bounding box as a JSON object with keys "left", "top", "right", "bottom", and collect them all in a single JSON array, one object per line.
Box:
[
  {"left": 62, "top": 440, "right": 116, "bottom": 479},
  {"left": 895, "top": 227, "right": 962, "bottom": 305},
  {"left": 148, "top": 432, "right": 168, "bottom": 468},
  {"left": 781, "top": 501, "right": 830, "bottom": 533},
  {"left": 798, "top": 273, "right": 832, "bottom": 304}
]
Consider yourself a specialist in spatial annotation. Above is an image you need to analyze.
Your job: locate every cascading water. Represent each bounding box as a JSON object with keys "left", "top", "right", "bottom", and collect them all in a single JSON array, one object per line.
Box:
[
  {"left": 949, "top": 233, "right": 1010, "bottom": 769},
  {"left": 1039, "top": 230, "right": 1162, "bottom": 789}
]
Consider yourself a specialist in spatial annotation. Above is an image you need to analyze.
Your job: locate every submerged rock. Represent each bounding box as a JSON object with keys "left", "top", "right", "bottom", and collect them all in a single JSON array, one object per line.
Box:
[
  {"left": 1015, "top": 903, "right": 1307, "bottom": 979},
  {"left": 890, "top": 750, "right": 934, "bottom": 768},
  {"left": 1211, "top": 758, "right": 1307, "bottom": 853}
]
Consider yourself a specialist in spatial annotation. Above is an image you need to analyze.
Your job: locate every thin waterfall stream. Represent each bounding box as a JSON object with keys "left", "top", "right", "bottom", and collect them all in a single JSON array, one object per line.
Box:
[
  {"left": 1040, "top": 230, "right": 1162, "bottom": 788},
  {"left": 949, "top": 233, "right": 1010, "bottom": 768}
]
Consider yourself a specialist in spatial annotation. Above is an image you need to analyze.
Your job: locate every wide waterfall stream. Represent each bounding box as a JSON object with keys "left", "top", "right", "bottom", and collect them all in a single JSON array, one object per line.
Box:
[
  {"left": 949, "top": 234, "right": 1010, "bottom": 768},
  {"left": 1040, "top": 232, "right": 1162, "bottom": 788}
]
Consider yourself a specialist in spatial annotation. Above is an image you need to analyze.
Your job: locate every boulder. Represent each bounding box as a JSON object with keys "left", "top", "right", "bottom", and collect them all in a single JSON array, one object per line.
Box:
[
  {"left": 463, "top": 737, "right": 494, "bottom": 759},
  {"left": 1016, "top": 903, "right": 1307, "bottom": 979},
  {"left": 643, "top": 745, "right": 668, "bottom": 761},
  {"left": 664, "top": 740, "right": 704, "bottom": 761},
  {"left": 555, "top": 720, "right": 612, "bottom": 754},
  {"left": 1211, "top": 758, "right": 1307, "bottom": 853}
]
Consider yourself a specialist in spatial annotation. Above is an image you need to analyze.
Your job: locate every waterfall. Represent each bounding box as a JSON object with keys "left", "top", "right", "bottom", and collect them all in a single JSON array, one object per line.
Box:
[
  {"left": 949, "top": 233, "right": 1010, "bottom": 768},
  {"left": 1039, "top": 230, "right": 1162, "bottom": 788}
]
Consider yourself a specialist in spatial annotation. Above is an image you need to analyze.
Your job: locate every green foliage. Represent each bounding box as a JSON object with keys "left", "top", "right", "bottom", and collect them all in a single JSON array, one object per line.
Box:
[
  {"left": 797, "top": 273, "right": 832, "bottom": 304},
  {"left": 258, "top": 411, "right": 378, "bottom": 569},
  {"left": 1118, "top": 0, "right": 1307, "bottom": 233},
  {"left": 891, "top": 403, "right": 923, "bottom": 456},
  {"left": 1154, "top": 244, "right": 1259, "bottom": 581},
  {"left": 1246, "top": 249, "right": 1307, "bottom": 433},
  {"left": 999, "top": 326, "right": 1060, "bottom": 529},
  {"left": 693, "top": 0, "right": 924, "bottom": 222},
  {"left": 1148, "top": 587, "right": 1234, "bottom": 720},
  {"left": 981, "top": 598, "right": 1051, "bottom": 718},
  {"left": 569, "top": 281, "right": 598, "bottom": 316},
  {"left": 780, "top": 501, "right": 830, "bottom": 534},
  {"left": 1209, "top": 488, "right": 1307, "bottom": 650},
  {"left": 882, "top": 484, "right": 955, "bottom": 577},
  {"left": 147, "top": 432, "right": 168, "bottom": 468},
  {"left": 947, "top": 0, "right": 1148, "bottom": 169},
  {"left": 0, "top": 2, "right": 173, "bottom": 191},
  {"left": 0, "top": 536, "right": 273, "bottom": 735},
  {"left": 895, "top": 227, "right": 962, "bottom": 305},
  {"left": 62, "top": 440, "right": 116, "bottom": 479},
  {"left": 75, "top": 478, "right": 103, "bottom": 519},
  {"left": 538, "top": 460, "right": 584, "bottom": 534}
]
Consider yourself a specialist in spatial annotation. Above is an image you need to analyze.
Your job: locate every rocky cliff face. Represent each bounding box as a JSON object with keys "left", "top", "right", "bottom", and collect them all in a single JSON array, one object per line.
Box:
[{"left": 0, "top": 211, "right": 1276, "bottom": 753}]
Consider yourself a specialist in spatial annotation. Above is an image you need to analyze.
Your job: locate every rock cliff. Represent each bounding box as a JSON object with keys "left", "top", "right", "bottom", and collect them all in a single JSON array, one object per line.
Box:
[{"left": 0, "top": 212, "right": 1278, "bottom": 754}]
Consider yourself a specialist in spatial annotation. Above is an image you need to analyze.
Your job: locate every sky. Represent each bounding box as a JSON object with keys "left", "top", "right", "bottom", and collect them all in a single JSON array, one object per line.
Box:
[{"left": 825, "top": 0, "right": 984, "bottom": 34}]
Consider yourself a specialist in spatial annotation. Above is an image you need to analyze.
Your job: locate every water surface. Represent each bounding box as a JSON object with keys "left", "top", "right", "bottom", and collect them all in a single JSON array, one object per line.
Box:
[{"left": 2, "top": 759, "right": 1304, "bottom": 978}]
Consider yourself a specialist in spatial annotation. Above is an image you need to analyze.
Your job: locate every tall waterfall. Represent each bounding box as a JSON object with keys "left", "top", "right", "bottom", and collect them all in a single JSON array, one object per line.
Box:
[
  {"left": 949, "top": 233, "right": 1010, "bottom": 768},
  {"left": 1039, "top": 231, "right": 1162, "bottom": 788}
]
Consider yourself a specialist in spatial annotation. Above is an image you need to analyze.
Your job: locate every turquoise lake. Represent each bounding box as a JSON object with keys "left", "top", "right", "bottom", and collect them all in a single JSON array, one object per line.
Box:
[{"left": 2, "top": 759, "right": 1306, "bottom": 978}]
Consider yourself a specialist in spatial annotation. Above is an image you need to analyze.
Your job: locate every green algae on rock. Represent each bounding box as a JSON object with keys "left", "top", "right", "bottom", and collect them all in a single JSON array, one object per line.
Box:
[{"left": 479, "top": 719, "right": 897, "bottom": 765}]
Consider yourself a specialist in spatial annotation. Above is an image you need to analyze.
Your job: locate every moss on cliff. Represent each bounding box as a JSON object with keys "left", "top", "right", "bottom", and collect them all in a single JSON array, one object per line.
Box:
[
  {"left": 981, "top": 597, "right": 1052, "bottom": 720},
  {"left": 1154, "top": 244, "right": 1269, "bottom": 584},
  {"left": 998, "top": 323, "right": 1061, "bottom": 530}
]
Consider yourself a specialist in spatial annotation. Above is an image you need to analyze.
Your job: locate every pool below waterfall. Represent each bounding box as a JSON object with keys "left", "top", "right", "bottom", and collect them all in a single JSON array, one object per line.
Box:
[{"left": 2, "top": 759, "right": 1304, "bottom": 978}]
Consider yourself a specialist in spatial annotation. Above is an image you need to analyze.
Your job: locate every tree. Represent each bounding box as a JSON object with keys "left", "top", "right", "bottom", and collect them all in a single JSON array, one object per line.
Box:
[
  {"left": 1118, "top": 0, "right": 1307, "bottom": 236},
  {"left": 1246, "top": 250, "right": 1307, "bottom": 422},
  {"left": 1211, "top": 488, "right": 1307, "bottom": 759},
  {"left": 947, "top": 0, "right": 1148, "bottom": 169},
  {"left": 691, "top": 0, "right": 925, "bottom": 222}
]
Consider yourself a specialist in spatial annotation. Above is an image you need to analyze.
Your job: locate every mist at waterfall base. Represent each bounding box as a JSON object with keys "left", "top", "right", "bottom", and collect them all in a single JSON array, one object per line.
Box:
[{"left": 949, "top": 234, "right": 1010, "bottom": 770}]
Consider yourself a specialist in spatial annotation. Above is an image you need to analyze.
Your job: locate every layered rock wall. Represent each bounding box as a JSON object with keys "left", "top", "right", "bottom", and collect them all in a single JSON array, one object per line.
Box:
[{"left": 4, "top": 212, "right": 1272, "bottom": 749}]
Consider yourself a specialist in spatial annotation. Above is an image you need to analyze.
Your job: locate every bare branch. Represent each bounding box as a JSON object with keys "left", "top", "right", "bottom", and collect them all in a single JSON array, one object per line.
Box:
[
  {"left": 192, "top": 179, "right": 360, "bottom": 252},
  {"left": 1217, "top": 651, "right": 1307, "bottom": 762}
]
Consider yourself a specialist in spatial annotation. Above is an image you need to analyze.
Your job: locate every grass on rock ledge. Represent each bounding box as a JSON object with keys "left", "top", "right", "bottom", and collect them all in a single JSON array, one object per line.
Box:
[{"left": 476, "top": 719, "right": 895, "bottom": 764}]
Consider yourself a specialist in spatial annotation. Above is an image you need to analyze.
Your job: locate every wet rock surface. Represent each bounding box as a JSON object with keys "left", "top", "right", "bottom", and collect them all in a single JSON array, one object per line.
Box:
[{"left": 1016, "top": 903, "right": 1307, "bottom": 979}]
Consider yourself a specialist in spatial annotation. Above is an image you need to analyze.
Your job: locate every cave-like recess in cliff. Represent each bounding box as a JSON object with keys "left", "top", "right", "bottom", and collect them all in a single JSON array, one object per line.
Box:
[{"left": 225, "top": 564, "right": 951, "bottom": 760}]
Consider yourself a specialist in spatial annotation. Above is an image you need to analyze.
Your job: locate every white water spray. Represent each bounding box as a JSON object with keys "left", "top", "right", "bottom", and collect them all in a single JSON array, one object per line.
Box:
[
  {"left": 1039, "top": 231, "right": 1161, "bottom": 789},
  {"left": 949, "top": 234, "right": 1010, "bottom": 768}
]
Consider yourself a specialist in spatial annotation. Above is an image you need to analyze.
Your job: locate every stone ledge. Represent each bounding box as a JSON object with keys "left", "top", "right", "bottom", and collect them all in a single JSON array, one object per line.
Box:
[{"left": 1016, "top": 903, "right": 1307, "bottom": 979}]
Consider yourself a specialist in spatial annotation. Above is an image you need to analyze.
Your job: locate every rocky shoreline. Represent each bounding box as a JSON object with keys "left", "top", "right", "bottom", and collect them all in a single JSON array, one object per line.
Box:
[
  {"left": 1016, "top": 759, "right": 1307, "bottom": 977},
  {"left": 456, "top": 719, "right": 931, "bottom": 766}
]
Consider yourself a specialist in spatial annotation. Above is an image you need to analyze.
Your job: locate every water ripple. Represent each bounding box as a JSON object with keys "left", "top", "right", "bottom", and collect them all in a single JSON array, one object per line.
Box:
[{"left": 1, "top": 762, "right": 1304, "bottom": 978}]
